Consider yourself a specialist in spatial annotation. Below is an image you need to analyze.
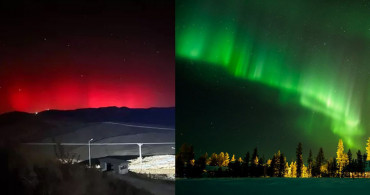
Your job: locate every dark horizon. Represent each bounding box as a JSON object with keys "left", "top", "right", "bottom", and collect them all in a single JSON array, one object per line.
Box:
[{"left": 0, "top": 105, "right": 176, "bottom": 115}]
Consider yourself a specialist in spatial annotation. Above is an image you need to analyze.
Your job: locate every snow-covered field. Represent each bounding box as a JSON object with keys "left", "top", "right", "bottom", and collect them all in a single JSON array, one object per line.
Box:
[
  {"left": 177, "top": 178, "right": 370, "bottom": 195},
  {"left": 128, "top": 155, "right": 175, "bottom": 180}
]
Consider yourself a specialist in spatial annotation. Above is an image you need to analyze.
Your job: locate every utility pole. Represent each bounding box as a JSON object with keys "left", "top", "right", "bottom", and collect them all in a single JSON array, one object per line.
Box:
[{"left": 88, "top": 138, "right": 93, "bottom": 167}]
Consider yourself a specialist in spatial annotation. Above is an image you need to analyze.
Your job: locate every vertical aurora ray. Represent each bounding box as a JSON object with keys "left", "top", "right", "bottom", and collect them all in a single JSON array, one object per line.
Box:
[{"left": 176, "top": 0, "right": 370, "bottom": 148}]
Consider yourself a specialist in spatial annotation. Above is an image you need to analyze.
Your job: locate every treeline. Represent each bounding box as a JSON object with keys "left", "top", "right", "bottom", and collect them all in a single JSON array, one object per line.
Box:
[{"left": 176, "top": 138, "right": 370, "bottom": 178}]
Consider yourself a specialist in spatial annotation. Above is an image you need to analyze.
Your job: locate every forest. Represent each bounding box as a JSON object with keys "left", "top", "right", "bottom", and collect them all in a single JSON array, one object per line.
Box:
[{"left": 176, "top": 138, "right": 370, "bottom": 178}]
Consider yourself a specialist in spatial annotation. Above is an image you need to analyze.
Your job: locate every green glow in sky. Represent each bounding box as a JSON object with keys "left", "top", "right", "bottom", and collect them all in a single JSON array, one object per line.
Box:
[{"left": 176, "top": 0, "right": 370, "bottom": 148}]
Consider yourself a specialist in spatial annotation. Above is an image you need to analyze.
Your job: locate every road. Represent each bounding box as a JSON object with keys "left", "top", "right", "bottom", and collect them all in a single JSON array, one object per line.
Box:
[
  {"left": 102, "top": 122, "right": 175, "bottom": 131},
  {"left": 114, "top": 172, "right": 175, "bottom": 195}
]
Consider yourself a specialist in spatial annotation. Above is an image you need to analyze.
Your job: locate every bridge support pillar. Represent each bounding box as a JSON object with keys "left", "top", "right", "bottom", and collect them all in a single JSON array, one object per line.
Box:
[{"left": 138, "top": 143, "right": 143, "bottom": 163}]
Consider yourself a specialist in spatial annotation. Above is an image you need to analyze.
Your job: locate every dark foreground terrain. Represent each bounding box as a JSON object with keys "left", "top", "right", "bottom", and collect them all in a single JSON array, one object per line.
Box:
[
  {"left": 4, "top": 146, "right": 153, "bottom": 195},
  {"left": 176, "top": 177, "right": 370, "bottom": 195},
  {"left": 116, "top": 172, "right": 174, "bottom": 195}
]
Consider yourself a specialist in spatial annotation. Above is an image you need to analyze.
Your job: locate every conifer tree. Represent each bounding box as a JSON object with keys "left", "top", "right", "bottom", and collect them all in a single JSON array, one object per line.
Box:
[
  {"left": 231, "top": 154, "right": 236, "bottom": 162},
  {"left": 296, "top": 142, "right": 303, "bottom": 177},
  {"left": 279, "top": 153, "right": 286, "bottom": 177},
  {"left": 363, "top": 153, "right": 367, "bottom": 167},
  {"left": 218, "top": 152, "right": 225, "bottom": 167},
  {"left": 272, "top": 151, "right": 281, "bottom": 177},
  {"left": 209, "top": 153, "right": 218, "bottom": 166},
  {"left": 336, "top": 139, "right": 349, "bottom": 176},
  {"left": 347, "top": 149, "right": 352, "bottom": 163},
  {"left": 347, "top": 149, "right": 353, "bottom": 173},
  {"left": 251, "top": 148, "right": 259, "bottom": 177},
  {"left": 176, "top": 154, "right": 185, "bottom": 177},
  {"left": 267, "top": 159, "right": 272, "bottom": 166},
  {"left": 287, "top": 162, "right": 292, "bottom": 177},
  {"left": 320, "top": 162, "right": 329, "bottom": 175},
  {"left": 204, "top": 152, "right": 210, "bottom": 165},
  {"left": 253, "top": 156, "right": 259, "bottom": 166},
  {"left": 178, "top": 143, "right": 195, "bottom": 165},
  {"left": 302, "top": 164, "right": 308, "bottom": 178},
  {"left": 177, "top": 143, "right": 195, "bottom": 177},
  {"left": 258, "top": 156, "right": 265, "bottom": 177},
  {"left": 252, "top": 148, "right": 258, "bottom": 164},
  {"left": 313, "top": 147, "right": 325, "bottom": 177},
  {"left": 244, "top": 152, "right": 250, "bottom": 165},
  {"left": 366, "top": 137, "right": 370, "bottom": 161},
  {"left": 223, "top": 152, "right": 230, "bottom": 167},
  {"left": 307, "top": 149, "right": 313, "bottom": 176},
  {"left": 284, "top": 162, "right": 289, "bottom": 177},
  {"left": 290, "top": 161, "right": 297, "bottom": 177},
  {"left": 243, "top": 152, "right": 250, "bottom": 177},
  {"left": 356, "top": 150, "right": 363, "bottom": 173},
  {"left": 327, "top": 158, "right": 338, "bottom": 177},
  {"left": 197, "top": 153, "right": 208, "bottom": 172}
]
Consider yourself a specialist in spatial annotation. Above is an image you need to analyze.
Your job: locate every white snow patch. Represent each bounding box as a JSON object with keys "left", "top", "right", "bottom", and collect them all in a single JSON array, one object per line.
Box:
[{"left": 128, "top": 155, "right": 175, "bottom": 180}]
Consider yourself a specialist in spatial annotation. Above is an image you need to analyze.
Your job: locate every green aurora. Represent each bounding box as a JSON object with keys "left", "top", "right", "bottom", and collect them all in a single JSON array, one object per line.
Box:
[{"left": 176, "top": 0, "right": 370, "bottom": 149}]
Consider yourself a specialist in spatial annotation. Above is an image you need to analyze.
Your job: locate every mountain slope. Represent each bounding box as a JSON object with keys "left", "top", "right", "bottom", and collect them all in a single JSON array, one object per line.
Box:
[{"left": 0, "top": 107, "right": 175, "bottom": 144}]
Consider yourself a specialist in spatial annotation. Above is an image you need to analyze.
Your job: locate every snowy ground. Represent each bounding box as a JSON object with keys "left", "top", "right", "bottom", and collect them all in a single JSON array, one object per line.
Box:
[
  {"left": 128, "top": 155, "right": 175, "bottom": 180},
  {"left": 177, "top": 178, "right": 370, "bottom": 195}
]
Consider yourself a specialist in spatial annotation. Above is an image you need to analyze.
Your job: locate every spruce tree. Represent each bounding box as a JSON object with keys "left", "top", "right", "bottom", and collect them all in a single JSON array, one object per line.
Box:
[
  {"left": 363, "top": 154, "right": 367, "bottom": 168},
  {"left": 243, "top": 152, "right": 250, "bottom": 177},
  {"left": 279, "top": 153, "right": 286, "bottom": 177},
  {"left": 327, "top": 158, "right": 338, "bottom": 177},
  {"left": 307, "top": 149, "right": 313, "bottom": 176},
  {"left": 258, "top": 156, "right": 265, "bottom": 177},
  {"left": 251, "top": 148, "right": 259, "bottom": 177},
  {"left": 252, "top": 148, "right": 258, "bottom": 163},
  {"left": 347, "top": 149, "right": 353, "bottom": 173},
  {"left": 347, "top": 149, "right": 352, "bottom": 163},
  {"left": 356, "top": 150, "right": 363, "bottom": 173},
  {"left": 314, "top": 147, "right": 325, "bottom": 177},
  {"left": 271, "top": 152, "right": 280, "bottom": 177},
  {"left": 296, "top": 142, "right": 303, "bottom": 177}
]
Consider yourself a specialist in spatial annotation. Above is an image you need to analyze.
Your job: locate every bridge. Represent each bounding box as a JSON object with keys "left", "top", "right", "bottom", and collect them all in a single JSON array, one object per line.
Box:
[{"left": 25, "top": 142, "right": 175, "bottom": 166}]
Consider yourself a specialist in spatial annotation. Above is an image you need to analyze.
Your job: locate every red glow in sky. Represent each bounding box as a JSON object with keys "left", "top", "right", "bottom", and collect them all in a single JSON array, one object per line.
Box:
[
  {"left": 0, "top": 0, "right": 174, "bottom": 114},
  {"left": 0, "top": 54, "right": 174, "bottom": 113}
]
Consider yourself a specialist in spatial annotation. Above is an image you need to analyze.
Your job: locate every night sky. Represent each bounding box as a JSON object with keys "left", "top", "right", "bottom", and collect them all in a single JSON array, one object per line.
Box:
[
  {"left": 176, "top": 0, "right": 370, "bottom": 159},
  {"left": 0, "top": 0, "right": 174, "bottom": 114}
]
